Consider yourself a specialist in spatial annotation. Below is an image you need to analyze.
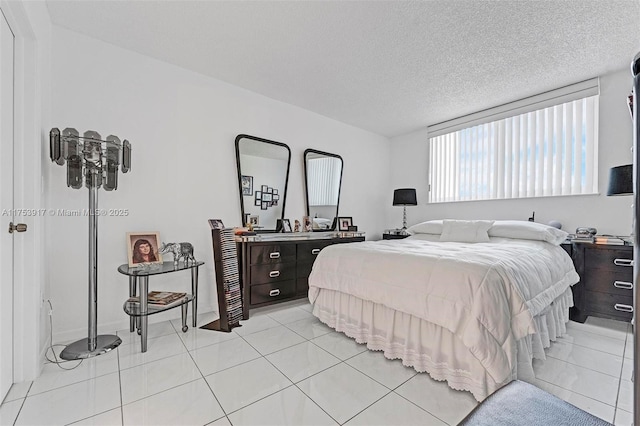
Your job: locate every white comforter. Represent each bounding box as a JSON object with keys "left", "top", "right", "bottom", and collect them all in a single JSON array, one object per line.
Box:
[{"left": 308, "top": 237, "right": 579, "bottom": 384}]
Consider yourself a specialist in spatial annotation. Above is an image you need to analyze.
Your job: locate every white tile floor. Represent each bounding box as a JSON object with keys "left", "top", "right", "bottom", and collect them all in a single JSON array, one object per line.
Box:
[{"left": 0, "top": 299, "right": 635, "bottom": 425}]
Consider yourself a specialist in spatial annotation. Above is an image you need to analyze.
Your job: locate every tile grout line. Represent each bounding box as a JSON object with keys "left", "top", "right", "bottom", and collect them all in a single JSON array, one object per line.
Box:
[{"left": 182, "top": 323, "right": 233, "bottom": 426}]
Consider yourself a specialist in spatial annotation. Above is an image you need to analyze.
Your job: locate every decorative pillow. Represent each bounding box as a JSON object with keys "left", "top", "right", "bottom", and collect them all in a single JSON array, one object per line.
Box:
[
  {"left": 406, "top": 220, "right": 443, "bottom": 235},
  {"left": 488, "top": 220, "right": 568, "bottom": 245},
  {"left": 439, "top": 220, "right": 494, "bottom": 243}
]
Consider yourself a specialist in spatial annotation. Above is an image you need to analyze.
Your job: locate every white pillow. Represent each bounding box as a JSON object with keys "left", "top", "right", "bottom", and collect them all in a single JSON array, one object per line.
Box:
[
  {"left": 406, "top": 220, "right": 443, "bottom": 235},
  {"left": 488, "top": 220, "right": 568, "bottom": 245},
  {"left": 440, "top": 220, "right": 494, "bottom": 243}
]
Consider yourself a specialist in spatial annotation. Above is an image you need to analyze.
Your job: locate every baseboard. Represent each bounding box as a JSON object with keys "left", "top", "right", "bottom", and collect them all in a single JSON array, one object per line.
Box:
[{"left": 51, "top": 303, "right": 218, "bottom": 344}]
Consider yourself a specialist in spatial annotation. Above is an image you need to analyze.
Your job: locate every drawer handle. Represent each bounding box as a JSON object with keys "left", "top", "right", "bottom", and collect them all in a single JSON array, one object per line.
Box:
[
  {"left": 269, "top": 271, "right": 280, "bottom": 278},
  {"left": 614, "top": 281, "right": 634, "bottom": 290},
  {"left": 269, "top": 289, "right": 280, "bottom": 297},
  {"left": 269, "top": 252, "right": 280, "bottom": 259},
  {"left": 311, "top": 248, "right": 321, "bottom": 255},
  {"left": 613, "top": 258, "right": 633, "bottom": 267},
  {"left": 614, "top": 304, "right": 634, "bottom": 313}
]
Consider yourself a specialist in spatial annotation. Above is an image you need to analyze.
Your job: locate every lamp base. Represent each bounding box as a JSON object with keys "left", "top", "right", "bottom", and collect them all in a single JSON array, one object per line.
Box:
[{"left": 59, "top": 335, "right": 122, "bottom": 360}]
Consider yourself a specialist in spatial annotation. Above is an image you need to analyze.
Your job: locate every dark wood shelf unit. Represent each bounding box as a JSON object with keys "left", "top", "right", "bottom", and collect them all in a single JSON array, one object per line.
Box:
[{"left": 568, "top": 241, "right": 634, "bottom": 323}]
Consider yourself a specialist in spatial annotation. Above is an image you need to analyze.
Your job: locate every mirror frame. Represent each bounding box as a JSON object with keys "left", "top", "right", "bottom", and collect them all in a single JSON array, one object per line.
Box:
[
  {"left": 235, "top": 134, "right": 291, "bottom": 233},
  {"left": 303, "top": 149, "right": 343, "bottom": 232}
]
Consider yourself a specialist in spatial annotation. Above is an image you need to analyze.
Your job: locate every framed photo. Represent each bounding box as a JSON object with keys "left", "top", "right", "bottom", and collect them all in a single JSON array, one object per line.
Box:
[
  {"left": 255, "top": 191, "right": 262, "bottom": 200},
  {"left": 261, "top": 185, "right": 268, "bottom": 193},
  {"left": 241, "top": 175, "right": 253, "bottom": 196},
  {"left": 282, "top": 219, "right": 292, "bottom": 233},
  {"left": 273, "top": 189, "right": 278, "bottom": 195},
  {"left": 261, "top": 201, "right": 268, "bottom": 210},
  {"left": 273, "top": 194, "right": 280, "bottom": 201},
  {"left": 127, "top": 232, "right": 162, "bottom": 267},
  {"left": 272, "top": 200, "right": 278, "bottom": 206},
  {"left": 348, "top": 225, "right": 358, "bottom": 232},
  {"left": 338, "top": 217, "right": 353, "bottom": 231},
  {"left": 249, "top": 215, "right": 259, "bottom": 226},
  {"left": 303, "top": 215, "right": 312, "bottom": 232},
  {"left": 208, "top": 219, "right": 225, "bottom": 230},
  {"left": 263, "top": 193, "right": 272, "bottom": 202},
  {"left": 254, "top": 197, "right": 261, "bottom": 206},
  {"left": 266, "top": 187, "right": 273, "bottom": 194}
]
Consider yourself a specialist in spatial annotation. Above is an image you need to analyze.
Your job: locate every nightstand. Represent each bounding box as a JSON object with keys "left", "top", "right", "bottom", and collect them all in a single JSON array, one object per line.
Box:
[
  {"left": 383, "top": 233, "right": 409, "bottom": 240},
  {"left": 569, "top": 242, "right": 634, "bottom": 323}
]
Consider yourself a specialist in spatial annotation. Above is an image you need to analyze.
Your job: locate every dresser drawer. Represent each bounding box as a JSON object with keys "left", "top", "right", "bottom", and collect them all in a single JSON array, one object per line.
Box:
[
  {"left": 585, "top": 247, "right": 633, "bottom": 273},
  {"left": 296, "top": 277, "right": 309, "bottom": 296},
  {"left": 250, "top": 244, "right": 296, "bottom": 265},
  {"left": 297, "top": 261, "right": 313, "bottom": 279},
  {"left": 250, "top": 280, "right": 296, "bottom": 305},
  {"left": 250, "top": 262, "right": 296, "bottom": 285},
  {"left": 584, "top": 290, "right": 633, "bottom": 320},
  {"left": 297, "top": 241, "right": 334, "bottom": 263},
  {"left": 583, "top": 270, "right": 634, "bottom": 296}
]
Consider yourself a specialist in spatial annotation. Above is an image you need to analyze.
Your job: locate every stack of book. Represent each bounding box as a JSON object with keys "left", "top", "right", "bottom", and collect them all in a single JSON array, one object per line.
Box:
[
  {"left": 127, "top": 291, "right": 187, "bottom": 308},
  {"left": 594, "top": 235, "right": 626, "bottom": 245}
]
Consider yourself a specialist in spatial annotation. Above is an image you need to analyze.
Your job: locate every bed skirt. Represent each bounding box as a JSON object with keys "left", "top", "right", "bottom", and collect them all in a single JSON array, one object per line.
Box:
[{"left": 311, "top": 286, "right": 573, "bottom": 402}]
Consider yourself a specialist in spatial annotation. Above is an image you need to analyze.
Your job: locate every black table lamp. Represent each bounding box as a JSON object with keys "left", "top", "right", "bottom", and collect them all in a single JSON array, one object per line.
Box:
[
  {"left": 607, "top": 164, "right": 633, "bottom": 196},
  {"left": 393, "top": 188, "right": 417, "bottom": 233}
]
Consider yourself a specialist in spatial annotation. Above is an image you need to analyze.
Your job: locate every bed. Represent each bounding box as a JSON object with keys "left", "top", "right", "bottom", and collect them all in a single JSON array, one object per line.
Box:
[{"left": 308, "top": 219, "right": 579, "bottom": 401}]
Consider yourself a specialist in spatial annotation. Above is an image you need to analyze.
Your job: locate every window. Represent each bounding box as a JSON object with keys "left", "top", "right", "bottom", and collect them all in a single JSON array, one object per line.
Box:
[{"left": 428, "top": 79, "right": 599, "bottom": 203}]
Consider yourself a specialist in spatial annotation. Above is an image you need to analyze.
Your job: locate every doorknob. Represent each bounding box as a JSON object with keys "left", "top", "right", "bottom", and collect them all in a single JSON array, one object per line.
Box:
[{"left": 8, "top": 222, "right": 27, "bottom": 233}]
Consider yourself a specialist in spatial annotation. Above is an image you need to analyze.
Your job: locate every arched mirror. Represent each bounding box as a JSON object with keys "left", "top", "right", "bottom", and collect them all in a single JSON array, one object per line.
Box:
[
  {"left": 304, "top": 149, "right": 343, "bottom": 231},
  {"left": 236, "top": 134, "right": 291, "bottom": 232}
]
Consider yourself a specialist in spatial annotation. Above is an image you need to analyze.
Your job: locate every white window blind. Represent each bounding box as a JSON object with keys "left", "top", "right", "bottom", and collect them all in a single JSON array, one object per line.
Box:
[
  {"left": 307, "top": 157, "right": 341, "bottom": 206},
  {"left": 428, "top": 82, "right": 599, "bottom": 203}
]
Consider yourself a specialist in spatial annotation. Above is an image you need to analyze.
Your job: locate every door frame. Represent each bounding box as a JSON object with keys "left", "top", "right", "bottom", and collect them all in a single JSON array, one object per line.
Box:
[{"left": 0, "top": 0, "right": 45, "bottom": 382}]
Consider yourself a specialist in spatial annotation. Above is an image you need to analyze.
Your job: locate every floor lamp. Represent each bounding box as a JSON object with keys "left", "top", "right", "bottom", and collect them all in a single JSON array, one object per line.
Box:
[
  {"left": 49, "top": 128, "right": 131, "bottom": 360},
  {"left": 630, "top": 51, "right": 639, "bottom": 426}
]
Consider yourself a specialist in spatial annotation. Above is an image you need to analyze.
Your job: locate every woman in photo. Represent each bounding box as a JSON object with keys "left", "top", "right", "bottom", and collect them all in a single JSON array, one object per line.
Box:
[{"left": 132, "top": 238, "right": 159, "bottom": 264}]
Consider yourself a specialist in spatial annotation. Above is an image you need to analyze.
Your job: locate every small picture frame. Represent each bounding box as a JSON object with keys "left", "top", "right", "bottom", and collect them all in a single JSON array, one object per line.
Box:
[
  {"left": 208, "top": 219, "right": 225, "bottom": 230},
  {"left": 273, "top": 194, "right": 280, "bottom": 201},
  {"left": 261, "top": 185, "right": 268, "bottom": 193},
  {"left": 303, "top": 215, "right": 312, "bottom": 232},
  {"left": 254, "top": 197, "right": 261, "bottom": 206},
  {"left": 273, "top": 189, "right": 279, "bottom": 195},
  {"left": 338, "top": 217, "right": 353, "bottom": 231},
  {"left": 266, "top": 187, "right": 273, "bottom": 194},
  {"left": 255, "top": 191, "right": 262, "bottom": 200},
  {"left": 249, "top": 215, "right": 259, "bottom": 227},
  {"left": 263, "top": 193, "right": 272, "bottom": 202},
  {"left": 241, "top": 175, "right": 253, "bottom": 196},
  {"left": 261, "top": 201, "right": 268, "bottom": 210},
  {"left": 347, "top": 225, "right": 358, "bottom": 232},
  {"left": 127, "top": 232, "right": 163, "bottom": 267},
  {"left": 282, "top": 219, "right": 292, "bottom": 232}
]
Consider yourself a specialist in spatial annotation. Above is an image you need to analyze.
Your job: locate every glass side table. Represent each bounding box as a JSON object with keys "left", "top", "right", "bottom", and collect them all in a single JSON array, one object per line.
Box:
[{"left": 117, "top": 261, "right": 204, "bottom": 353}]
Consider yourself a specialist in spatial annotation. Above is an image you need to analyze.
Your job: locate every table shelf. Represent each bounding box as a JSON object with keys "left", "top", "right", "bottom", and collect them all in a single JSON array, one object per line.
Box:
[{"left": 123, "top": 294, "right": 194, "bottom": 317}]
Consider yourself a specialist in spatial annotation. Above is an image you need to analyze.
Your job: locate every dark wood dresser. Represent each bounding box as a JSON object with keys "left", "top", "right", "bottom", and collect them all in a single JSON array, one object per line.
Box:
[
  {"left": 237, "top": 234, "right": 365, "bottom": 318},
  {"left": 569, "top": 242, "right": 634, "bottom": 323}
]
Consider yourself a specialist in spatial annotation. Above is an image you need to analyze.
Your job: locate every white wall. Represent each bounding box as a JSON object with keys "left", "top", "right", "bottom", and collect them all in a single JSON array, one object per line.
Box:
[
  {"left": 388, "top": 69, "right": 635, "bottom": 236},
  {"left": 47, "top": 27, "right": 390, "bottom": 342}
]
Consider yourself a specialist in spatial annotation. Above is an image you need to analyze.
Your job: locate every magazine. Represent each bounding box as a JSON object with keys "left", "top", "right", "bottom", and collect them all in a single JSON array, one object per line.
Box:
[{"left": 127, "top": 291, "right": 187, "bottom": 307}]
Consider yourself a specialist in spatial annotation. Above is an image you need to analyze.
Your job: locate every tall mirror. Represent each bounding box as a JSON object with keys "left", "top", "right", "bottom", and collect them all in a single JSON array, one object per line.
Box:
[
  {"left": 304, "top": 149, "right": 343, "bottom": 231},
  {"left": 236, "top": 134, "right": 291, "bottom": 232}
]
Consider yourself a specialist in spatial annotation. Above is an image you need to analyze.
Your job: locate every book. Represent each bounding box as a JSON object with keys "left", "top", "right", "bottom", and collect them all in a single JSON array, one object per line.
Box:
[
  {"left": 127, "top": 291, "right": 187, "bottom": 307},
  {"left": 594, "top": 236, "right": 625, "bottom": 245}
]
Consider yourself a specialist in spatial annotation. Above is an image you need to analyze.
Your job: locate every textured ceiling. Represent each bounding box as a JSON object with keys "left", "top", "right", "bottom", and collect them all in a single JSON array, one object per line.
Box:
[{"left": 45, "top": 0, "right": 640, "bottom": 138}]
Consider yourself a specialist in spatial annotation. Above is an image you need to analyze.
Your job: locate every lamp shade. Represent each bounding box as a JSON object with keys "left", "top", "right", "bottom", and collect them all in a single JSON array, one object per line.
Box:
[
  {"left": 393, "top": 188, "right": 417, "bottom": 206},
  {"left": 607, "top": 164, "right": 633, "bottom": 196}
]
